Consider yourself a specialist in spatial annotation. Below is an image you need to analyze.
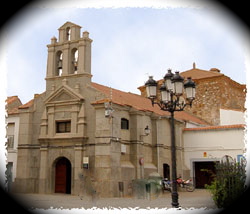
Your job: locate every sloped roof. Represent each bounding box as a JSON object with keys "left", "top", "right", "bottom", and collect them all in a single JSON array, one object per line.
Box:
[
  {"left": 91, "top": 82, "right": 208, "bottom": 125},
  {"left": 180, "top": 66, "right": 246, "bottom": 91},
  {"left": 6, "top": 96, "right": 22, "bottom": 115},
  {"left": 181, "top": 68, "right": 223, "bottom": 80},
  {"left": 138, "top": 67, "right": 223, "bottom": 91},
  {"left": 18, "top": 93, "right": 43, "bottom": 109},
  {"left": 18, "top": 99, "right": 34, "bottom": 109},
  {"left": 138, "top": 65, "right": 245, "bottom": 93},
  {"left": 58, "top": 21, "right": 81, "bottom": 30},
  {"left": 9, "top": 82, "right": 208, "bottom": 125},
  {"left": 6, "top": 96, "right": 20, "bottom": 105}
]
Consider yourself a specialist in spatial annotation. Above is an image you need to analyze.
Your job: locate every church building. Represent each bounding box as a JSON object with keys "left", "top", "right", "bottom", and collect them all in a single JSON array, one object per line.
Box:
[{"left": 7, "top": 22, "right": 245, "bottom": 197}]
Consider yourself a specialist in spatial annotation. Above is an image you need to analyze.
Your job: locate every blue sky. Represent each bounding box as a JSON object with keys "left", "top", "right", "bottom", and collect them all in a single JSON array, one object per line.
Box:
[{"left": 2, "top": 0, "right": 249, "bottom": 104}]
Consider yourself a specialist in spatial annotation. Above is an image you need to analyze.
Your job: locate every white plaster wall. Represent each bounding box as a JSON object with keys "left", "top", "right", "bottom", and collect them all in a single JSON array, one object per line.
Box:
[
  {"left": 183, "top": 128, "right": 245, "bottom": 175},
  {"left": 185, "top": 122, "right": 204, "bottom": 128},
  {"left": 220, "top": 109, "right": 245, "bottom": 125}
]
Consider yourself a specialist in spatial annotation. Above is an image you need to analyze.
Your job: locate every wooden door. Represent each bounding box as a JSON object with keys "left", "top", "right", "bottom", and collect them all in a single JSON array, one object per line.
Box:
[
  {"left": 55, "top": 158, "right": 67, "bottom": 193},
  {"left": 194, "top": 161, "right": 216, "bottom": 188}
]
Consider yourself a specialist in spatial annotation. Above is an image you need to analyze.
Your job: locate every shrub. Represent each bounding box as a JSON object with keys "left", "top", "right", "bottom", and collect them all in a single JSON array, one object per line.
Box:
[{"left": 205, "top": 158, "right": 246, "bottom": 208}]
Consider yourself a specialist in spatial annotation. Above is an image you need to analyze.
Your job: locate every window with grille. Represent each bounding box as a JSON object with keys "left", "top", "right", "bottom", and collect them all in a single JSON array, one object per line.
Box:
[
  {"left": 7, "top": 135, "right": 14, "bottom": 149},
  {"left": 121, "top": 118, "right": 129, "bottom": 130},
  {"left": 56, "top": 121, "right": 71, "bottom": 133}
]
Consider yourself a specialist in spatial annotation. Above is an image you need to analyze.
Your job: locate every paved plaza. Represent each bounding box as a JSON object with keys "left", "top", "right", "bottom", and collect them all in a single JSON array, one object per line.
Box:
[{"left": 11, "top": 189, "right": 219, "bottom": 213}]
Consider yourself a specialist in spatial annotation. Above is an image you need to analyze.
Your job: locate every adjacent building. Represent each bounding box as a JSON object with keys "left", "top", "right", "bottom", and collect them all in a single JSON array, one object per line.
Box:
[
  {"left": 5, "top": 96, "right": 22, "bottom": 190},
  {"left": 139, "top": 63, "right": 246, "bottom": 126},
  {"left": 183, "top": 124, "right": 245, "bottom": 188},
  {"left": 181, "top": 64, "right": 246, "bottom": 126}
]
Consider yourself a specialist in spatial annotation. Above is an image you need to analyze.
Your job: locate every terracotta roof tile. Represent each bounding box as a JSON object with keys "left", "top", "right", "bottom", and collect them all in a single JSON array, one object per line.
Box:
[
  {"left": 183, "top": 124, "right": 245, "bottom": 131},
  {"left": 17, "top": 93, "right": 43, "bottom": 109},
  {"left": 174, "top": 111, "right": 209, "bottom": 125},
  {"left": 91, "top": 82, "right": 208, "bottom": 125},
  {"left": 180, "top": 68, "right": 223, "bottom": 80},
  {"left": 91, "top": 82, "right": 162, "bottom": 113},
  {"left": 138, "top": 67, "right": 224, "bottom": 92},
  {"left": 18, "top": 99, "right": 34, "bottom": 109},
  {"left": 6, "top": 96, "right": 22, "bottom": 115},
  {"left": 8, "top": 83, "right": 208, "bottom": 125},
  {"left": 6, "top": 96, "right": 19, "bottom": 105}
]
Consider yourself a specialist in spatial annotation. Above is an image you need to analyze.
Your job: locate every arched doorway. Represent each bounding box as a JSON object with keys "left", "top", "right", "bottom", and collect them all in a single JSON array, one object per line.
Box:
[{"left": 55, "top": 157, "right": 71, "bottom": 194}]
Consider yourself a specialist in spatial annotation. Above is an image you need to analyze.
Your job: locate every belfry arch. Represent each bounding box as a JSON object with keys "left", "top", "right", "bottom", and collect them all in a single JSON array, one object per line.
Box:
[
  {"left": 66, "top": 27, "right": 71, "bottom": 41},
  {"left": 56, "top": 51, "right": 63, "bottom": 76},
  {"left": 71, "top": 48, "right": 78, "bottom": 74}
]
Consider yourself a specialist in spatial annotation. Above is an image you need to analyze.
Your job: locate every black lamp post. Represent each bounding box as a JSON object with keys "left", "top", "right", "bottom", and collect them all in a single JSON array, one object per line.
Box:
[{"left": 145, "top": 69, "right": 196, "bottom": 208}]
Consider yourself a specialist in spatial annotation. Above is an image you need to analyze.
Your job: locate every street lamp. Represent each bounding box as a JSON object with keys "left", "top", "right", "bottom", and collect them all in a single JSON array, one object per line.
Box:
[{"left": 145, "top": 69, "right": 196, "bottom": 208}]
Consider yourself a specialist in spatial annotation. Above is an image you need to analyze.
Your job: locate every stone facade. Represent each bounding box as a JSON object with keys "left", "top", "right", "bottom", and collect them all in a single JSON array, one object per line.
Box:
[
  {"left": 139, "top": 65, "right": 246, "bottom": 126},
  {"left": 184, "top": 75, "right": 246, "bottom": 126},
  {"left": 11, "top": 22, "right": 208, "bottom": 197}
]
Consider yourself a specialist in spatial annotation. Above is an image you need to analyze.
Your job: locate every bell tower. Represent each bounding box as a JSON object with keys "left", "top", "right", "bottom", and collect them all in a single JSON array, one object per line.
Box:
[{"left": 45, "top": 22, "right": 92, "bottom": 93}]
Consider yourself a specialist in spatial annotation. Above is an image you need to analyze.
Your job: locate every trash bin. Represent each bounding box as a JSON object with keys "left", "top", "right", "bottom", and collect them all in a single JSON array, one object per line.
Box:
[
  {"left": 148, "top": 172, "right": 163, "bottom": 199},
  {"left": 132, "top": 179, "right": 147, "bottom": 199},
  {"left": 148, "top": 172, "right": 163, "bottom": 186}
]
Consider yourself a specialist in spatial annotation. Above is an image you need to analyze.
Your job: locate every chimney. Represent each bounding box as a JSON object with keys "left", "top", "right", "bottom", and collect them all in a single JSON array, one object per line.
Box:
[{"left": 210, "top": 68, "right": 220, "bottom": 73}]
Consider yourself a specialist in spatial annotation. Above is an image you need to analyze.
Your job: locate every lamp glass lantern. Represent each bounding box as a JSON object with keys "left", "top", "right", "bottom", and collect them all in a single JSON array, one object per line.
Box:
[
  {"left": 160, "top": 84, "right": 170, "bottom": 103},
  {"left": 164, "top": 69, "right": 174, "bottom": 91},
  {"left": 145, "top": 76, "right": 157, "bottom": 99},
  {"left": 184, "top": 77, "right": 196, "bottom": 100},
  {"left": 171, "top": 72, "right": 184, "bottom": 95}
]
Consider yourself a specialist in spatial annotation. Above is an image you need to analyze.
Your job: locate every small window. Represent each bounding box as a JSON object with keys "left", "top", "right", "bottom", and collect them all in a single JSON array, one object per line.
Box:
[
  {"left": 56, "top": 121, "right": 71, "bottom": 133},
  {"left": 121, "top": 118, "right": 129, "bottom": 130}
]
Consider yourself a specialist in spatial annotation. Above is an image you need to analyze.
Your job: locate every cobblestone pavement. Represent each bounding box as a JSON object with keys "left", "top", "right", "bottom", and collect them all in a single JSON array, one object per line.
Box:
[{"left": 11, "top": 189, "right": 218, "bottom": 213}]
